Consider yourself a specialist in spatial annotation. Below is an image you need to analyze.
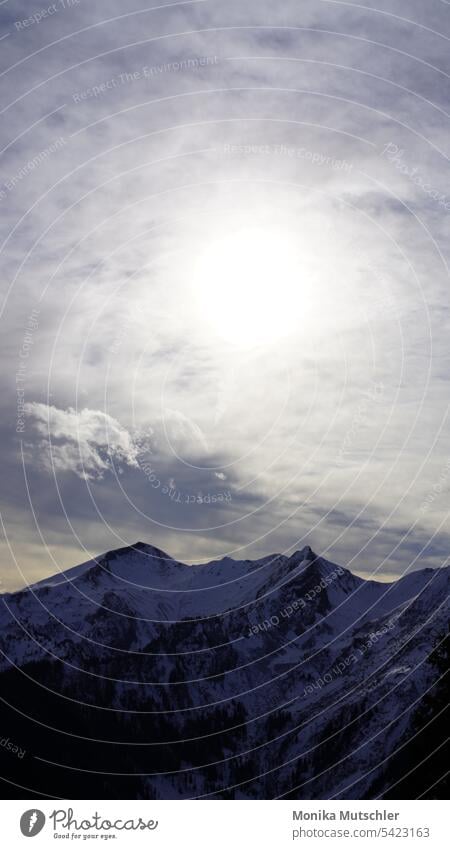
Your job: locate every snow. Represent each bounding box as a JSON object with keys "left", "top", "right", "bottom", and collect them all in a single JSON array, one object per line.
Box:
[{"left": 0, "top": 541, "right": 448, "bottom": 798}]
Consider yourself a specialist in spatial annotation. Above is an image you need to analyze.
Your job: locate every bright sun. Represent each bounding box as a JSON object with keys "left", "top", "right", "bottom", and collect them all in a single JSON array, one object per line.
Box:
[{"left": 194, "top": 228, "right": 303, "bottom": 348}]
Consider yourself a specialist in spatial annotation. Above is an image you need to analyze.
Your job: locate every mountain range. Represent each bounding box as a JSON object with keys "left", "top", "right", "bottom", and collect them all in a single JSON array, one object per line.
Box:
[{"left": 0, "top": 542, "right": 448, "bottom": 799}]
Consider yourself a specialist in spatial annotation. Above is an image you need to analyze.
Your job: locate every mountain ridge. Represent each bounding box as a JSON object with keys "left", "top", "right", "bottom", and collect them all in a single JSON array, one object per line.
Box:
[
  {"left": 4, "top": 540, "right": 446, "bottom": 597},
  {"left": 0, "top": 541, "right": 448, "bottom": 799}
]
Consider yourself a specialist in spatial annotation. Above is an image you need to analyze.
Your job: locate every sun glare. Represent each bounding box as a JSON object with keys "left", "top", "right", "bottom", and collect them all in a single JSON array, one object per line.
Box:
[{"left": 194, "top": 228, "right": 303, "bottom": 348}]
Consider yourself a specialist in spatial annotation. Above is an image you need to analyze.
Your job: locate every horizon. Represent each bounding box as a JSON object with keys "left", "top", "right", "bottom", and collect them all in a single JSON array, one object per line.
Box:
[{"left": 2, "top": 536, "right": 445, "bottom": 594}]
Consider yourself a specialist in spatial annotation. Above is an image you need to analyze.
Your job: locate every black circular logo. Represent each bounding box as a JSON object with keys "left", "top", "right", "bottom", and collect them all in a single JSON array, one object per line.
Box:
[{"left": 19, "top": 810, "right": 46, "bottom": 837}]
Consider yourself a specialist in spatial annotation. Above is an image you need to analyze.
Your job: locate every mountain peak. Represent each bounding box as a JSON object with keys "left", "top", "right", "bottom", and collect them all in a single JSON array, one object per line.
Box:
[
  {"left": 132, "top": 541, "right": 173, "bottom": 559},
  {"left": 102, "top": 541, "right": 174, "bottom": 561},
  {"left": 288, "top": 545, "right": 318, "bottom": 565}
]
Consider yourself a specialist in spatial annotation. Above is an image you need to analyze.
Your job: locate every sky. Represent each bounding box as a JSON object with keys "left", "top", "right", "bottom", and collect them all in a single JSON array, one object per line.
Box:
[{"left": 0, "top": 0, "right": 449, "bottom": 591}]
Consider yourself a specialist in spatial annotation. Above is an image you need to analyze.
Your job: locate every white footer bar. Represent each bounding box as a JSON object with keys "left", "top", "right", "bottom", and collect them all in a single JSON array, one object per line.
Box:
[{"left": 0, "top": 799, "right": 445, "bottom": 848}]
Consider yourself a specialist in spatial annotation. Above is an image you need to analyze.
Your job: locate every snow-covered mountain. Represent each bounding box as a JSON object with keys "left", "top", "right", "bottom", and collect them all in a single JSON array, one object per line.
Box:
[{"left": 0, "top": 542, "right": 448, "bottom": 799}]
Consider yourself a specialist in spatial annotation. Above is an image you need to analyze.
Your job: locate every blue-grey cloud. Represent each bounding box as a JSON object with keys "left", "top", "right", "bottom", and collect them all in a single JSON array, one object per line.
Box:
[{"left": 1, "top": 0, "right": 449, "bottom": 590}]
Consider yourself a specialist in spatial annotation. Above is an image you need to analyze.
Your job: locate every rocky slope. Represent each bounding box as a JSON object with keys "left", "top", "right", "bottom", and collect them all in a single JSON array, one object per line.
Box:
[{"left": 0, "top": 543, "right": 448, "bottom": 799}]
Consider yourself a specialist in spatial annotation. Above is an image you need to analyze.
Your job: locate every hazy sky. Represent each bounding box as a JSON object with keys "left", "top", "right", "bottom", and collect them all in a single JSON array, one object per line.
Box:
[{"left": 1, "top": 0, "right": 449, "bottom": 590}]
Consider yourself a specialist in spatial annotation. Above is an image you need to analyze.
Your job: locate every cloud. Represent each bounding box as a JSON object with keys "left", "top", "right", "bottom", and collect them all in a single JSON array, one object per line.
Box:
[
  {"left": 0, "top": 0, "right": 449, "bottom": 586},
  {"left": 24, "top": 403, "right": 139, "bottom": 480}
]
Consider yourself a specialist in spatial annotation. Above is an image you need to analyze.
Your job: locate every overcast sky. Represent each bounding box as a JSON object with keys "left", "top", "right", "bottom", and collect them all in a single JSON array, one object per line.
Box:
[{"left": 0, "top": 0, "right": 449, "bottom": 590}]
